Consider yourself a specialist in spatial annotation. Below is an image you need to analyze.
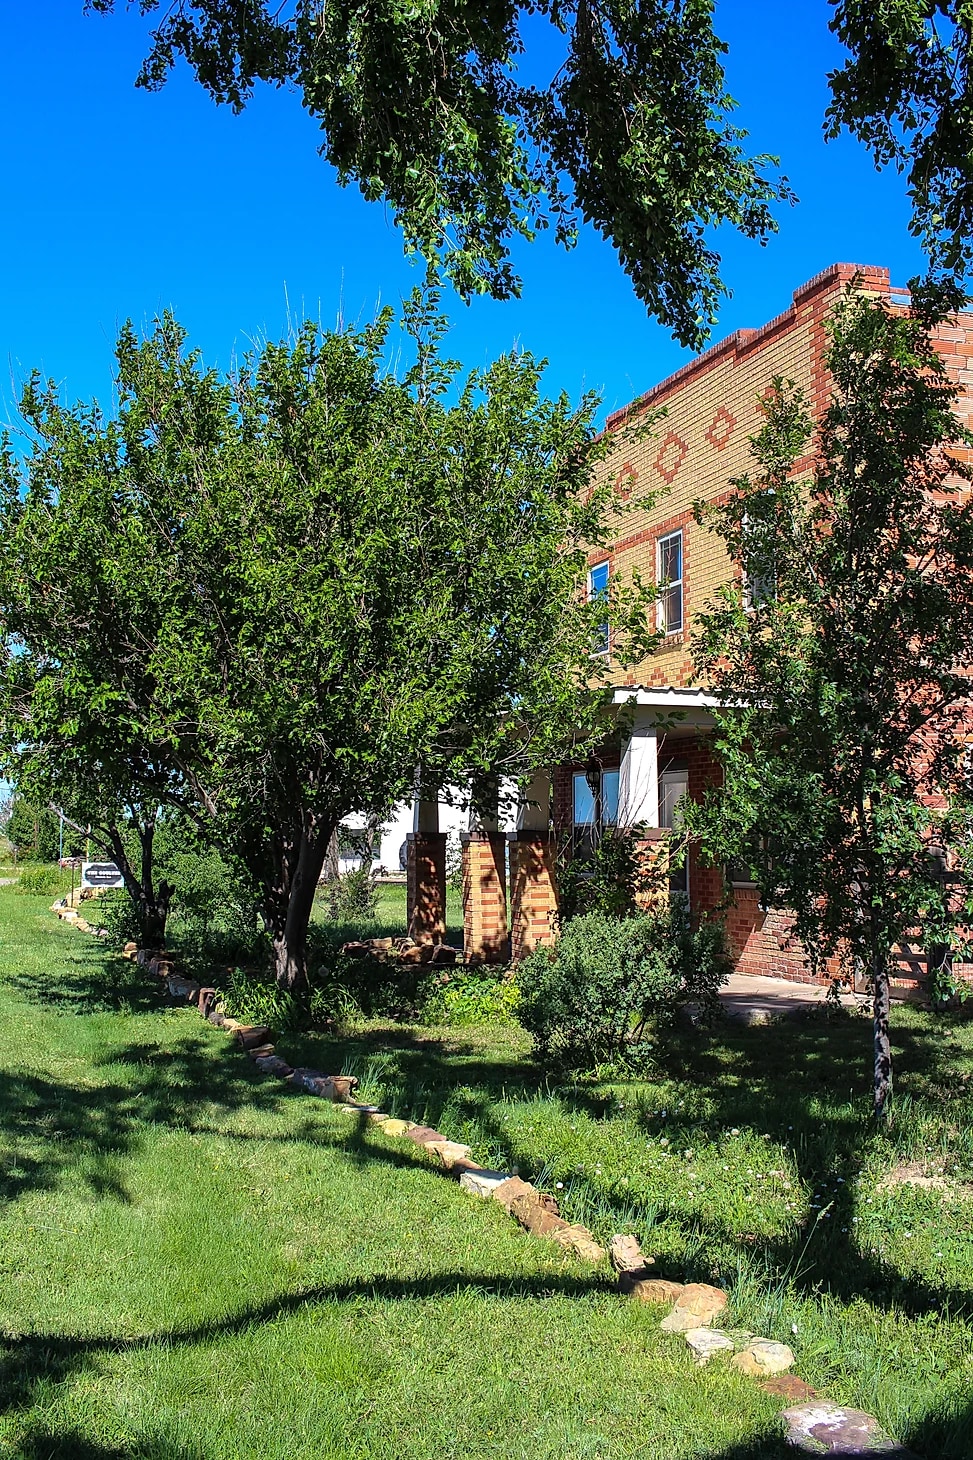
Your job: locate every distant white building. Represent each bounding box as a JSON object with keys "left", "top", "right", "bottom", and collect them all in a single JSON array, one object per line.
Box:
[{"left": 339, "top": 786, "right": 516, "bottom": 876}]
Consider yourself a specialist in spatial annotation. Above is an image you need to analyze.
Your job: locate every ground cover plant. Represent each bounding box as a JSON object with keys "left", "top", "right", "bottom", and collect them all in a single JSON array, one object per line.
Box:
[{"left": 0, "top": 880, "right": 799, "bottom": 1460}]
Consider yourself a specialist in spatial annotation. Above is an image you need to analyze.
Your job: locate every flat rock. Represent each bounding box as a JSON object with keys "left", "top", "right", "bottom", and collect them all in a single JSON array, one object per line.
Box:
[
  {"left": 253, "top": 1054, "right": 292, "bottom": 1077},
  {"left": 235, "top": 1025, "right": 272, "bottom": 1050},
  {"left": 685, "top": 1328, "right": 735, "bottom": 1366},
  {"left": 509, "top": 1190, "right": 564, "bottom": 1238},
  {"left": 381, "top": 1118, "right": 415, "bottom": 1138},
  {"left": 247, "top": 1044, "right": 276, "bottom": 1059},
  {"left": 732, "top": 1339, "right": 795, "bottom": 1377},
  {"left": 425, "top": 1140, "right": 474, "bottom": 1170},
  {"left": 609, "top": 1233, "right": 653, "bottom": 1275},
  {"left": 404, "top": 1125, "right": 448, "bottom": 1146},
  {"left": 781, "top": 1404, "right": 918, "bottom": 1456},
  {"left": 621, "top": 1277, "right": 686, "bottom": 1304},
  {"left": 550, "top": 1224, "right": 606, "bottom": 1263},
  {"left": 761, "top": 1376, "right": 819, "bottom": 1403},
  {"left": 459, "top": 1168, "right": 515, "bottom": 1198},
  {"left": 367, "top": 1112, "right": 389, "bottom": 1125},
  {"left": 491, "top": 1176, "right": 538, "bottom": 1213},
  {"left": 660, "top": 1282, "right": 728, "bottom": 1332}
]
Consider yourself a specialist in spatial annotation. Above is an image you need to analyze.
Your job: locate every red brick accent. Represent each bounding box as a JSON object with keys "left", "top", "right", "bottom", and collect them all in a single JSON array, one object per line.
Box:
[
  {"left": 462, "top": 833, "right": 509, "bottom": 964},
  {"left": 509, "top": 832, "right": 559, "bottom": 962},
  {"left": 653, "top": 430, "right": 689, "bottom": 484},
  {"left": 406, "top": 832, "right": 447, "bottom": 944},
  {"left": 705, "top": 405, "right": 736, "bottom": 451}
]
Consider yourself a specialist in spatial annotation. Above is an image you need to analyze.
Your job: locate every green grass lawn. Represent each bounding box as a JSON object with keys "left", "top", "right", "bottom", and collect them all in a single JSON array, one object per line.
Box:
[
  {"left": 283, "top": 1003, "right": 973, "bottom": 1458},
  {"left": 0, "top": 885, "right": 798, "bottom": 1460},
  {"left": 311, "top": 880, "right": 465, "bottom": 946},
  {"left": 4, "top": 890, "right": 973, "bottom": 1458}
]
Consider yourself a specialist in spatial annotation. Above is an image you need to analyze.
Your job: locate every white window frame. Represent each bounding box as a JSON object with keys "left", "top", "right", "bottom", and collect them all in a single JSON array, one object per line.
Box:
[
  {"left": 656, "top": 530, "right": 683, "bottom": 635},
  {"left": 658, "top": 765, "right": 689, "bottom": 899},
  {"left": 588, "top": 560, "right": 610, "bottom": 656}
]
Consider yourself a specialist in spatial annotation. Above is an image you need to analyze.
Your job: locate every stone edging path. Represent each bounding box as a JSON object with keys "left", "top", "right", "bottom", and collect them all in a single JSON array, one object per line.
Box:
[{"left": 62, "top": 915, "right": 920, "bottom": 1457}]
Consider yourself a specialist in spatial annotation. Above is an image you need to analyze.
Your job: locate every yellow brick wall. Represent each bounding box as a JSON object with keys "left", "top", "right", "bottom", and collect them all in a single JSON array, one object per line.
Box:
[{"left": 594, "top": 263, "right": 893, "bottom": 689}]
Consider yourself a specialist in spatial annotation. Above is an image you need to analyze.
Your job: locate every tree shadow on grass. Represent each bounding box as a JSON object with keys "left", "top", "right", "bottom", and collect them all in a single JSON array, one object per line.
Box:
[{"left": 11, "top": 1427, "right": 205, "bottom": 1460}]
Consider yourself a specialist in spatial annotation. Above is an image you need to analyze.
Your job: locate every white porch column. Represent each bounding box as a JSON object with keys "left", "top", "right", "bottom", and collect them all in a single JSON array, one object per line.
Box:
[
  {"left": 516, "top": 770, "right": 551, "bottom": 832},
  {"left": 618, "top": 710, "right": 659, "bottom": 828},
  {"left": 413, "top": 795, "right": 440, "bottom": 833}
]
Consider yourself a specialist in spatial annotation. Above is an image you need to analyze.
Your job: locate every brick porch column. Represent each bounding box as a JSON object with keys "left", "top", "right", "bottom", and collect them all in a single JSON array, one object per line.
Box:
[
  {"left": 508, "top": 771, "right": 557, "bottom": 962},
  {"left": 462, "top": 831, "right": 508, "bottom": 964},
  {"left": 406, "top": 793, "right": 446, "bottom": 944}
]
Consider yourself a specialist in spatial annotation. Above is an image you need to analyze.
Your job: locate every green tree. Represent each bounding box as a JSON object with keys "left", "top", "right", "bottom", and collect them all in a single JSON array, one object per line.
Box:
[
  {"left": 828, "top": 2, "right": 973, "bottom": 292},
  {"left": 691, "top": 287, "right": 973, "bottom": 1119},
  {"left": 1, "top": 296, "right": 655, "bottom": 992},
  {"left": 89, "top": 0, "right": 792, "bottom": 349}
]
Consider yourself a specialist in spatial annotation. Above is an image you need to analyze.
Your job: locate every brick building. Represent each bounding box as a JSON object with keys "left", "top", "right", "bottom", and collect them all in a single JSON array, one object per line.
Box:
[{"left": 409, "top": 263, "right": 973, "bottom": 982}]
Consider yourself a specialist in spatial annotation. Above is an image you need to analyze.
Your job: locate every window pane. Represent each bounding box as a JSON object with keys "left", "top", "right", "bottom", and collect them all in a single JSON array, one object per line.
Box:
[
  {"left": 663, "top": 582, "right": 683, "bottom": 632},
  {"left": 573, "top": 772, "right": 595, "bottom": 826},
  {"left": 602, "top": 771, "right": 619, "bottom": 826},
  {"left": 589, "top": 561, "right": 609, "bottom": 597},
  {"left": 590, "top": 562, "right": 610, "bottom": 654},
  {"left": 659, "top": 772, "right": 687, "bottom": 829},
  {"left": 659, "top": 533, "right": 682, "bottom": 584}
]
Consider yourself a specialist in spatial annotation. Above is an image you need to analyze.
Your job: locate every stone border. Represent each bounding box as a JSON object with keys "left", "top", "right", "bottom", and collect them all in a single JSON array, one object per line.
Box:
[{"left": 77, "top": 927, "right": 920, "bottom": 1456}]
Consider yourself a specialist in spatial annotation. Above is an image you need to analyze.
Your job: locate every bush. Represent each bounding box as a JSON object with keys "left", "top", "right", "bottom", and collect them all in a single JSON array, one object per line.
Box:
[
  {"left": 321, "top": 866, "right": 379, "bottom": 922},
  {"left": 97, "top": 888, "right": 142, "bottom": 946},
  {"left": 517, "top": 901, "right": 731, "bottom": 1071},
  {"left": 557, "top": 826, "right": 672, "bottom": 921},
  {"left": 420, "top": 965, "right": 520, "bottom": 1026},
  {"left": 16, "top": 864, "right": 68, "bottom": 897},
  {"left": 221, "top": 964, "right": 308, "bottom": 1032}
]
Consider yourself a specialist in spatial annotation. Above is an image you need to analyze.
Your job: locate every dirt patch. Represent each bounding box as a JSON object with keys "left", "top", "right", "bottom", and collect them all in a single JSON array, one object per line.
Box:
[{"left": 876, "top": 1160, "right": 970, "bottom": 1195}]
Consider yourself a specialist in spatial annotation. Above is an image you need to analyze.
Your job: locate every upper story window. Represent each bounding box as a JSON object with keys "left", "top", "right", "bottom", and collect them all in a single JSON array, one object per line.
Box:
[
  {"left": 589, "top": 560, "right": 610, "bottom": 655},
  {"left": 657, "top": 530, "right": 683, "bottom": 634},
  {"left": 742, "top": 494, "right": 777, "bottom": 608}
]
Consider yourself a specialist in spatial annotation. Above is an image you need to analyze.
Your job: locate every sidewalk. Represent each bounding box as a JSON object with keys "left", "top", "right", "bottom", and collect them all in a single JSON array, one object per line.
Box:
[{"left": 719, "top": 972, "right": 864, "bottom": 1024}]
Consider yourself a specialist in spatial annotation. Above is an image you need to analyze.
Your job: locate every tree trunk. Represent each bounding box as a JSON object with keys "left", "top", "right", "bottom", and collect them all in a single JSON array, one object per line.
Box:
[
  {"left": 872, "top": 952, "right": 893, "bottom": 1121},
  {"left": 265, "top": 824, "right": 333, "bottom": 995},
  {"left": 106, "top": 821, "right": 172, "bottom": 949}
]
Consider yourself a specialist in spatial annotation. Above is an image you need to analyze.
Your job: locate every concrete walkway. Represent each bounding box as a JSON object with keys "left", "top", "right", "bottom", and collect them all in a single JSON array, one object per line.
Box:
[{"left": 720, "top": 972, "right": 864, "bottom": 1024}]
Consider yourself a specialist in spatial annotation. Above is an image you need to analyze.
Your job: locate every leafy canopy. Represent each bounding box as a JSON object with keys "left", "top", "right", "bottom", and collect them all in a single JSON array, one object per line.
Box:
[
  {"left": 0, "top": 290, "right": 657, "bottom": 985},
  {"left": 88, "top": 0, "right": 791, "bottom": 349},
  {"left": 828, "top": 2, "right": 973, "bottom": 294}
]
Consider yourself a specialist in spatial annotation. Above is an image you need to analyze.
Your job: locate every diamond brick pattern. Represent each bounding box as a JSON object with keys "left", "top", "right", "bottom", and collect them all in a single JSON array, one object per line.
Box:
[
  {"left": 653, "top": 431, "right": 688, "bottom": 484},
  {"left": 705, "top": 405, "right": 736, "bottom": 451},
  {"left": 615, "top": 462, "right": 638, "bottom": 500}
]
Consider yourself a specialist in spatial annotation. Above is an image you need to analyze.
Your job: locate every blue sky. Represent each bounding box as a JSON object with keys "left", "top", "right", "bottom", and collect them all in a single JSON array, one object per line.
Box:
[{"left": 0, "top": 2, "right": 924, "bottom": 428}]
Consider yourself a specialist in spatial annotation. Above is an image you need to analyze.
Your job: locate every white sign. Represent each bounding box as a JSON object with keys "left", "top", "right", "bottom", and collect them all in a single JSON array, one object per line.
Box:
[{"left": 81, "top": 861, "right": 125, "bottom": 890}]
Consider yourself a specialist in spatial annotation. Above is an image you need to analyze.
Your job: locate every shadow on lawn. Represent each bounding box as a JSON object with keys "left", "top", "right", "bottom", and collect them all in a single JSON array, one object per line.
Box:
[
  {"left": 11, "top": 1428, "right": 203, "bottom": 1460},
  {"left": 294, "top": 1005, "right": 973, "bottom": 1330},
  {"left": 0, "top": 1022, "right": 306, "bottom": 1208}
]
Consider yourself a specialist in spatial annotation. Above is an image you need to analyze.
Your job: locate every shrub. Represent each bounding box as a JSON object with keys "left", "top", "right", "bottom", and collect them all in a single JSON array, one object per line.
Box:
[
  {"left": 420, "top": 965, "right": 520, "bottom": 1026},
  {"left": 557, "top": 825, "right": 672, "bottom": 921},
  {"left": 517, "top": 901, "right": 731, "bottom": 1071},
  {"left": 96, "top": 888, "right": 142, "bottom": 946},
  {"left": 321, "top": 866, "right": 379, "bottom": 922},
  {"left": 16, "top": 864, "right": 68, "bottom": 897}
]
